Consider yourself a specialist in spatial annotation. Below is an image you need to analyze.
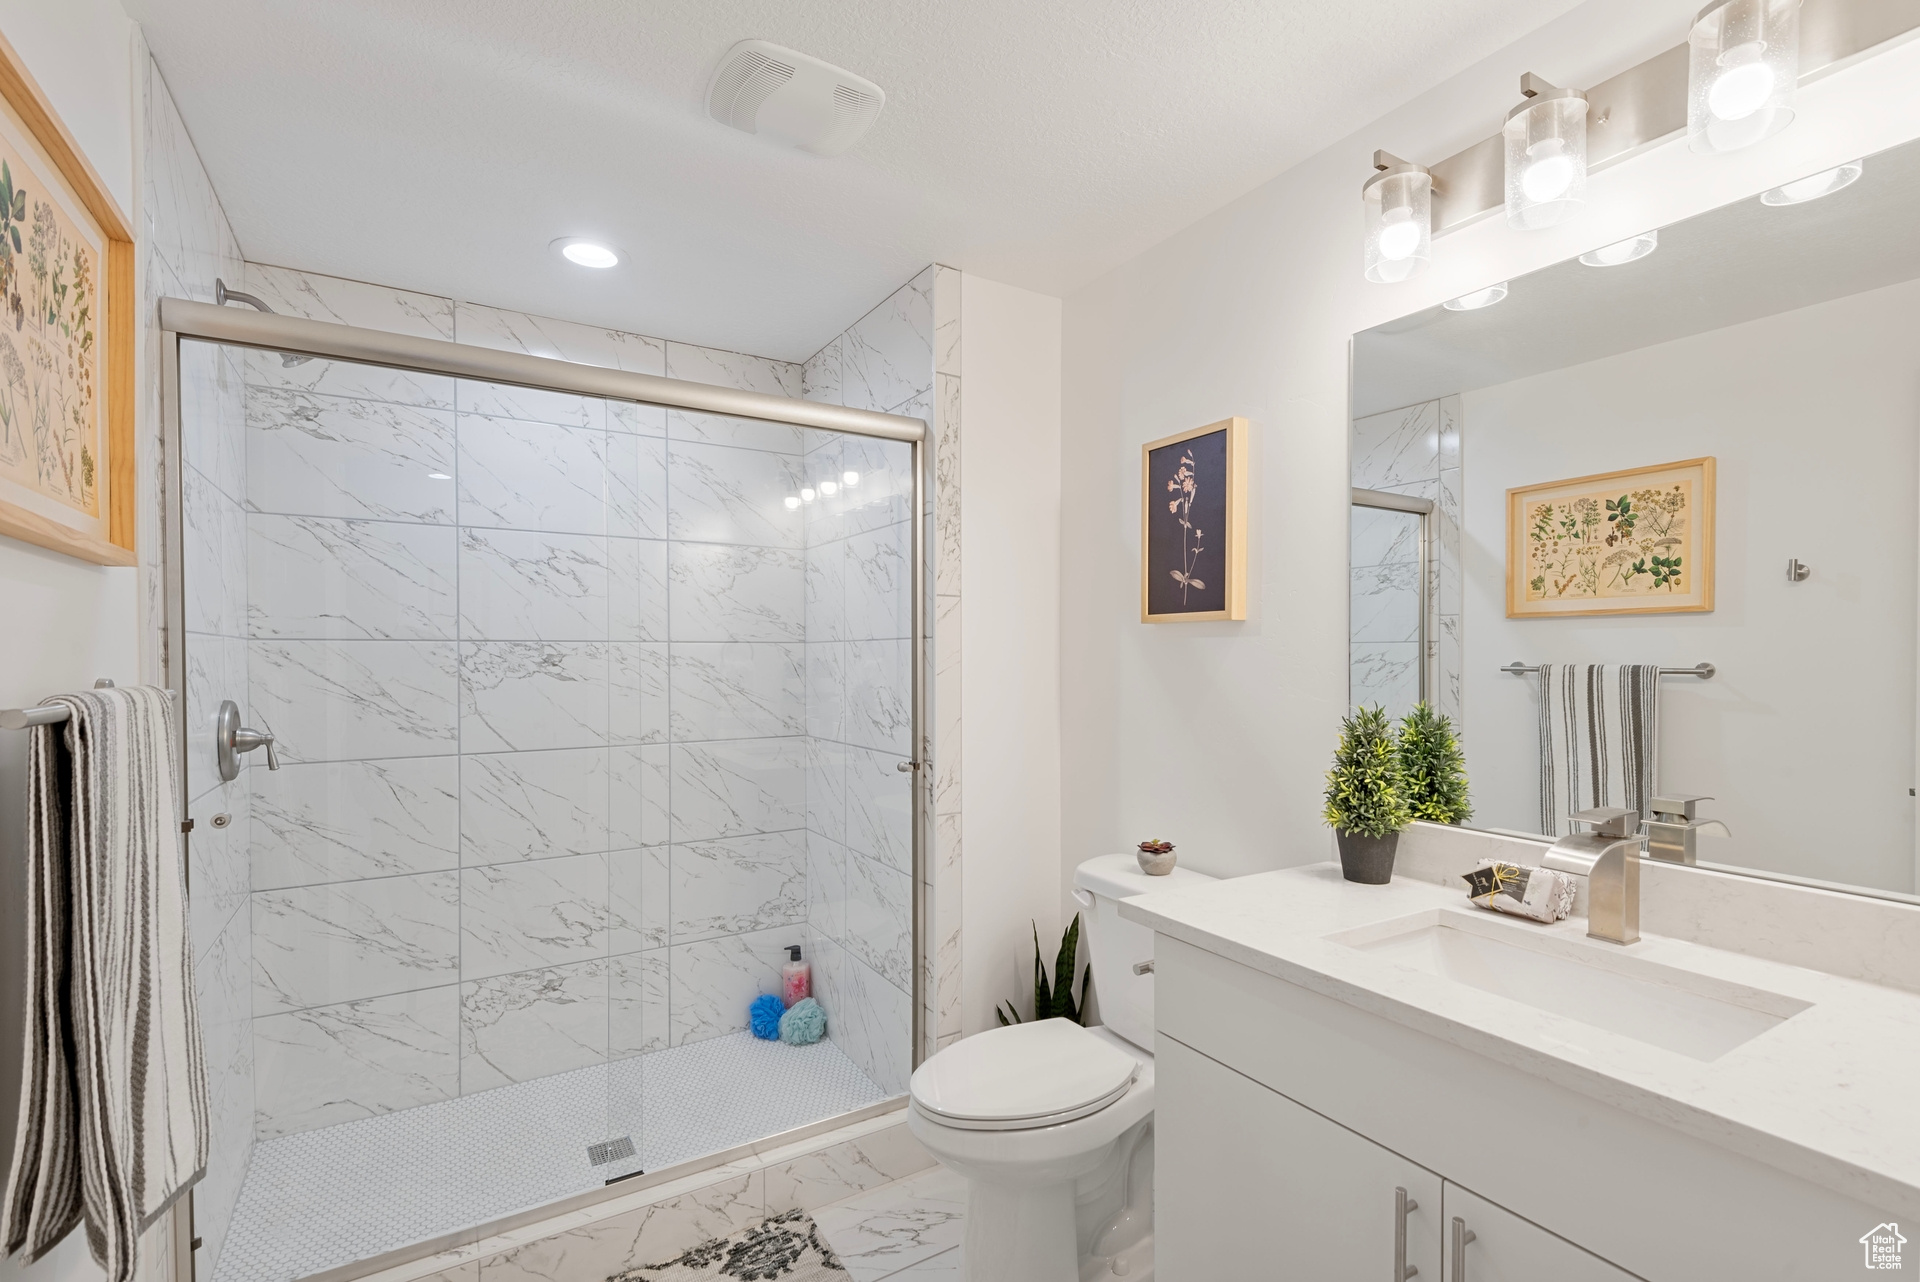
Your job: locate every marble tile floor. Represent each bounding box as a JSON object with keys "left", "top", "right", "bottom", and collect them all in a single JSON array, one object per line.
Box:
[
  {"left": 813, "top": 1167, "right": 967, "bottom": 1281},
  {"left": 215, "top": 1033, "right": 886, "bottom": 1282}
]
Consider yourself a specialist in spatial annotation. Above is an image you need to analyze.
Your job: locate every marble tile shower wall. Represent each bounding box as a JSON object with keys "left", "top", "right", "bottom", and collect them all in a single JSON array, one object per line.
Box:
[
  {"left": 141, "top": 50, "right": 255, "bottom": 1281},
  {"left": 798, "top": 266, "right": 960, "bottom": 1092},
  {"left": 236, "top": 264, "right": 902, "bottom": 1139},
  {"left": 1350, "top": 396, "right": 1462, "bottom": 724}
]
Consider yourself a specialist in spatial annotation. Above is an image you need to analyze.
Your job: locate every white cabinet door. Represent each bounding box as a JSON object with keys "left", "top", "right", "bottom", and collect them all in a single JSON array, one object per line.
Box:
[
  {"left": 1157, "top": 1035, "right": 1443, "bottom": 1280},
  {"left": 1441, "top": 1183, "right": 1641, "bottom": 1282}
]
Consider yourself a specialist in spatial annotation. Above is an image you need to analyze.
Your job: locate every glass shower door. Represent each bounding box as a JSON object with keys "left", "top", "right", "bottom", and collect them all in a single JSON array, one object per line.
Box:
[{"left": 175, "top": 336, "right": 915, "bottom": 1282}]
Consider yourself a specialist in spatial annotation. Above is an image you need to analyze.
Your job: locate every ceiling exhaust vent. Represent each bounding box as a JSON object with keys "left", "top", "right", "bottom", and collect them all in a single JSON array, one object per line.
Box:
[{"left": 707, "top": 40, "right": 884, "bottom": 157}]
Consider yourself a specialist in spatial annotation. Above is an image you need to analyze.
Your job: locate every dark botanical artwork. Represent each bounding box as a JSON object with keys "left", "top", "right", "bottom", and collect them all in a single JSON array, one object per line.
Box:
[{"left": 1145, "top": 426, "right": 1229, "bottom": 618}]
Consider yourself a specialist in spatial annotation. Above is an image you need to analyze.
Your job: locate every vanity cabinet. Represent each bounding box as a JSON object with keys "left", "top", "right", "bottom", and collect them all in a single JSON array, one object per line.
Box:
[
  {"left": 1159, "top": 1036, "right": 1632, "bottom": 1280},
  {"left": 1152, "top": 934, "right": 1879, "bottom": 1280}
]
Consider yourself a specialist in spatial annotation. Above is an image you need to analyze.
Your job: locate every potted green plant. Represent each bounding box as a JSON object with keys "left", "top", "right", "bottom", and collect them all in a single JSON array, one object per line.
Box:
[
  {"left": 1397, "top": 702, "right": 1472, "bottom": 825},
  {"left": 1323, "top": 705, "right": 1412, "bottom": 883},
  {"left": 996, "top": 916, "right": 1088, "bottom": 1027}
]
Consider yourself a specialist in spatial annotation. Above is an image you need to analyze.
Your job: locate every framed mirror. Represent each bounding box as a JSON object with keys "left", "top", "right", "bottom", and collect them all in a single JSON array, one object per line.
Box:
[{"left": 1349, "top": 132, "right": 1920, "bottom": 903}]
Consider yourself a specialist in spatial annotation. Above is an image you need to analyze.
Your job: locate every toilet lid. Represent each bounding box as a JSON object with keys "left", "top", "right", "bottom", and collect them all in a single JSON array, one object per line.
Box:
[{"left": 910, "top": 1018, "right": 1138, "bottom": 1126}]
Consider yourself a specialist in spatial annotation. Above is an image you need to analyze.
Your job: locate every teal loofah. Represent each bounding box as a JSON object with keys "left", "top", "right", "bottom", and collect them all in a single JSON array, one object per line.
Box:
[
  {"left": 749, "top": 993, "right": 785, "bottom": 1039},
  {"left": 779, "top": 997, "right": 826, "bottom": 1045}
]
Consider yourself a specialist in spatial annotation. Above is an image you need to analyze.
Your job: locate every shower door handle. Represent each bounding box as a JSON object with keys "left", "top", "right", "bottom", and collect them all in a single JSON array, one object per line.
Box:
[{"left": 216, "top": 699, "right": 280, "bottom": 780}]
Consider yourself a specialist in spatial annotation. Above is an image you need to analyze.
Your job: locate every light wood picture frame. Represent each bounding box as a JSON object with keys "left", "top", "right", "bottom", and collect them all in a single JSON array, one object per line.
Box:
[
  {"left": 0, "top": 27, "right": 135, "bottom": 567},
  {"left": 1141, "top": 416, "right": 1248, "bottom": 623},
  {"left": 1507, "top": 456, "right": 1715, "bottom": 618}
]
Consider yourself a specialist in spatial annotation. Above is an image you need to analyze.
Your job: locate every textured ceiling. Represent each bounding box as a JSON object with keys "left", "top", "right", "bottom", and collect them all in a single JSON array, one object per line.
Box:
[{"left": 126, "top": 0, "right": 1586, "bottom": 360}]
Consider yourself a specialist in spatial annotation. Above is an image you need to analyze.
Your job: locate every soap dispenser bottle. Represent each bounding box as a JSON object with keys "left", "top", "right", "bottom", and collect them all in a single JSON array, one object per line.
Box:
[{"left": 782, "top": 945, "right": 811, "bottom": 1007}]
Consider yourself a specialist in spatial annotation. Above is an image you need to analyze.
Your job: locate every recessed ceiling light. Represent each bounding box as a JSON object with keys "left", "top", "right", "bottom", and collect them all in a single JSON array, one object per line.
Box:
[
  {"left": 1760, "top": 160, "right": 1863, "bottom": 206},
  {"left": 552, "top": 238, "right": 620, "bottom": 269},
  {"left": 426, "top": 472, "right": 452, "bottom": 480},
  {"left": 1443, "top": 282, "right": 1509, "bottom": 311},
  {"left": 1579, "top": 230, "right": 1659, "bottom": 267}
]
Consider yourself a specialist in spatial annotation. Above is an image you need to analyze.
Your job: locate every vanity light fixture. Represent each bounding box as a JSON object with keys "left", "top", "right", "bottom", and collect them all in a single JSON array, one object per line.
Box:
[
  {"left": 818, "top": 479, "right": 838, "bottom": 495},
  {"left": 800, "top": 487, "right": 817, "bottom": 503},
  {"left": 1362, "top": 151, "right": 1433, "bottom": 283},
  {"left": 552, "top": 238, "right": 620, "bottom": 269},
  {"left": 1760, "top": 159, "right": 1863, "bottom": 205},
  {"left": 1579, "top": 230, "right": 1658, "bottom": 267},
  {"left": 1688, "top": 0, "right": 1801, "bottom": 155},
  {"left": 1504, "top": 74, "right": 1588, "bottom": 230},
  {"left": 842, "top": 470, "right": 860, "bottom": 486},
  {"left": 783, "top": 496, "right": 802, "bottom": 510},
  {"left": 1443, "top": 282, "right": 1509, "bottom": 311}
]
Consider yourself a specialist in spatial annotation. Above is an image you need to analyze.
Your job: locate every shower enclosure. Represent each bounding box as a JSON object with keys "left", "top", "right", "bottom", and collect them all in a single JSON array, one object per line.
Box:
[{"left": 161, "top": 301, "right": 925, "bottom": 1282}]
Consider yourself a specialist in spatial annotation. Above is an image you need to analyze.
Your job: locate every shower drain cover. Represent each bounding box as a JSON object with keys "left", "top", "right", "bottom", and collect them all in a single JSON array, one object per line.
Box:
[{"left": 587, "top": 1136, "right": 636, "bottom": 1166}]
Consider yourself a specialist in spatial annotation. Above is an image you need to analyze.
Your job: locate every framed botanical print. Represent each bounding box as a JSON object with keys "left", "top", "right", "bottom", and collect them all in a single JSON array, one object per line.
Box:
[
  {"left": 1507, "top": 456, "right": 1715, "bottom": 618},
  {"left": 0, "top": 29, "right": 135, "bottom": 566},
  {"left": 1141, "top": 416, "right": 1247, "bottom": 623}
]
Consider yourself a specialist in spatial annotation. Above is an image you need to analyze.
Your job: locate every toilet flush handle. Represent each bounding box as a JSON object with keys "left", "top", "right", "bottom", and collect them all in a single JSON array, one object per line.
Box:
[
  {"left": 1132, "top": 960, "right": 1154, "bottom": 975},
  {"left": 1072, "top": 889, "right": 1094, "bottom": 908}
]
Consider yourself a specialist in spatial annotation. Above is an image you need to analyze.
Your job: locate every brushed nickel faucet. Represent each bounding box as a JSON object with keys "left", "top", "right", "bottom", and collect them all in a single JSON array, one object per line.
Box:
[
  {"left": 1542, "top": 806, "right": 1643, "bottom": 945},
  {"left": 1644, "top": 794, "right": 1731, "bottom": 865}
]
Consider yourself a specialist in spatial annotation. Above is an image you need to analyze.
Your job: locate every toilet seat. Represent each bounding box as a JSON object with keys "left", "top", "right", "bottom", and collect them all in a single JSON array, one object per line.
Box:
[{"left": 909, "top": 1018, "right": 1139, "bottom": 1132}]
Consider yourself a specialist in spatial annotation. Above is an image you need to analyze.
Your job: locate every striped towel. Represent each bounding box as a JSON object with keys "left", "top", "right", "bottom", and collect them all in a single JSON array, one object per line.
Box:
[
  {"left": 1536, "top": 665, "right": 1661, "bottom": 837},
  {"left": 3, "top": 687, "right": 207, "bottom": 1282}
]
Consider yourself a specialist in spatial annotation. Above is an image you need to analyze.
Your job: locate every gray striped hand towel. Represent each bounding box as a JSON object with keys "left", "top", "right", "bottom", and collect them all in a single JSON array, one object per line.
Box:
[
  {"left": 2, "top": 687, "right": 207, "bottom": 1282},
  {"left": 1536, "top": 664, "right": 1661, "bottom": 837}
]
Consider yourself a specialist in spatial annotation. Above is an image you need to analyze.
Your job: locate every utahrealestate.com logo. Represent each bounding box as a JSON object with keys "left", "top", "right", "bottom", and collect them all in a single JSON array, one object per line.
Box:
[{"left": 1861, "top": 1223, "right": 1906, "bottom": 1270}]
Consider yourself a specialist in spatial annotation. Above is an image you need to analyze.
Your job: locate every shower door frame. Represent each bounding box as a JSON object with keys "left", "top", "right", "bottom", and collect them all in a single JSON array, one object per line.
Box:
[{"left": 158, "top": 297, "right": 932, "bottom": 1282}]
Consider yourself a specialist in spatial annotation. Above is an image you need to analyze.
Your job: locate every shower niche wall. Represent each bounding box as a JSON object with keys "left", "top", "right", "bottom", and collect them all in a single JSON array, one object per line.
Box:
[{"left": 175, "top": 290, "right": 919, "bottom": 1281}]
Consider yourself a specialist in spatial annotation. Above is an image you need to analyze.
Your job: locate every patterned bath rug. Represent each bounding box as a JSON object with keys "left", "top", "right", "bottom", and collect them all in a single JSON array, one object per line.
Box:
[{"left": 611, "top": 1209, "right": 852, "bottom": 1281}]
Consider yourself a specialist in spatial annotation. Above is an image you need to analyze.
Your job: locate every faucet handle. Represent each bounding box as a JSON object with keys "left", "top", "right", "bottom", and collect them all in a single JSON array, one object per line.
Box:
[
  {"left": 1650, "top": 794, "right": 1713, "bottom": 821},
  {"left": 1566, "top": 806, "right": 1637, "bottom": 838}
]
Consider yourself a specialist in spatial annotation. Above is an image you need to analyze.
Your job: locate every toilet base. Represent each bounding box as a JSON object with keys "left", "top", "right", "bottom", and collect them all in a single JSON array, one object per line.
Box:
[{"left": 964, "top": 1179, "right": 1078, "bottom": 1282}]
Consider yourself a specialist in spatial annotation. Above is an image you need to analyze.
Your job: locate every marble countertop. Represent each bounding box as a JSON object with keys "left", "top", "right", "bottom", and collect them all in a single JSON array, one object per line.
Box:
[{"left": 1119, "top": 862, "right": 1920, "bottom": 1218}]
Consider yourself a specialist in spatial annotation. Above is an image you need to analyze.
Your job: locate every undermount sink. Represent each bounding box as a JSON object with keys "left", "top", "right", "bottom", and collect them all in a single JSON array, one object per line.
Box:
[{"left": 1329, "top": 910, "right": 1811, "bottom": 1062}]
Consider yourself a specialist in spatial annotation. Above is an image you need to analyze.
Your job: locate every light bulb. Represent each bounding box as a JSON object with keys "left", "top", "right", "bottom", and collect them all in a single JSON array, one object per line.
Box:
[
  {"left": 842, "top": 471, "right": 860, "bottom": 486},
  {"left": 1521, "top": 141, "right": 1574, "bottom": 204},
  {"left": 819, "top": 480, "right": 838, "bottom": 495},
  {"left": 1443, "top": 283, "right": 1508, "bottom": 311},
  {"left": 783, "top": 496, "right": 801, "bottom": 510},
  {"left": 1578, "top": 230, "right": 1658, "bottom": 267},
  {"left": 1376, "top": 208, "right": 1420, "bottom": 262},
  {"left": 800, "top": 487, "right": 817, "bottom": 503},
  {"left": 559, "top": 241, "right": 619, "bottom": 269},
  {"left": 1761, "top": 160, "right": 1863, "bottom": 205},
  {"left": 1708, "top": 44, "right": 1773, "bottom": 120}
]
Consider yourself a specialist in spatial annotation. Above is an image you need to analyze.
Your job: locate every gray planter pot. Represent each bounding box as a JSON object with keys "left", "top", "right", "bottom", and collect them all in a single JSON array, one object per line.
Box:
[{"left": 1335, "top": 830, "right": 1399, "bottom": 884}]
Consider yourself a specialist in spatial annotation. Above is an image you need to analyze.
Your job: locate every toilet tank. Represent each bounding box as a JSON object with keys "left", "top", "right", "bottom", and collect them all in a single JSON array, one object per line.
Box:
[{"left": 1073, "top": 853, "right": 1217, "bottom": 1052}]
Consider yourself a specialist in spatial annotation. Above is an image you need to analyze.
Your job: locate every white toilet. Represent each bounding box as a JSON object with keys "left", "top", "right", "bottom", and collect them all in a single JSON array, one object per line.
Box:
[{"left": 907, "top": 853, "right": 1216, "bottom": 1282}]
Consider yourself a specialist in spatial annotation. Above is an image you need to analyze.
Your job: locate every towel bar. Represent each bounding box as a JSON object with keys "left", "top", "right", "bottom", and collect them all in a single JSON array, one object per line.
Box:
[
  {"left": 0, "top": 680, "right": 175, "bottom": 730},
  {"left": 1501, "top": 662, "right": 1715, "bottom": 680}
]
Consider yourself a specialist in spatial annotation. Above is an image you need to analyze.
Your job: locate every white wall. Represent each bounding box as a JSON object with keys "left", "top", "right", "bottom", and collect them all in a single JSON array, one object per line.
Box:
[
  {"left": 0, "top": 6, "right": 140, "bottom": 1282},
  {"left": 958, "top": 274, "right": 1063, "bottom": 1033},
  {"left": 1059, "top": 0, "right": 1920, "bottom": 892},
  {"left": 1459, "top": 277, "right": 1920, "bottom": 893}
]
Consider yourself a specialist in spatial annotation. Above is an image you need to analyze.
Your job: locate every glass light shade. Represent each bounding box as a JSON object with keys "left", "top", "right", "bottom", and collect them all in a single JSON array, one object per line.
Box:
[
  {"left": 1443, "top": 282, "right": 1508, "bottom": 311},
  {"left": 800, "top": 487, "right": 817, "bottom": 503},
  {"left": 1578, "top": 230, "right": 1659, "bottom": 267},
  {"left": 1688, "top": 0, "right": 1801, "bottom": 154},
  {"left": 783, "top": 496, "right": 801, "bottom": 510},
  {"left": 1504, "top": 94, "right": 1588, "bottom": 230},
  {"left": 1760, "top": 159, "right": 1863, "bottom": 205},
  {"left": 1363, "top": 167, "right": 1432, "bottom": 284},
  {"left": 842, "top": 470, "right": 861, "bottom": 486}
]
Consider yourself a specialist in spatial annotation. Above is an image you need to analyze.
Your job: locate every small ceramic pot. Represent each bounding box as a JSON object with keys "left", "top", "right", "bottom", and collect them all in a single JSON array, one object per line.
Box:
[
  {"left": 1335, "top": 830, "right": 1399, "bottom": 884},
  {"left": 1137, "top": 847, "right": 1178, "bottom": 875}
]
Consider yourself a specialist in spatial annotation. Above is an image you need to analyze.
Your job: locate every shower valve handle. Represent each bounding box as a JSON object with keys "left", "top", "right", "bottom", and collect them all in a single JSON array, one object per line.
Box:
[{"left": 216, "top": 699, "right": 280, "bottom": 780}]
